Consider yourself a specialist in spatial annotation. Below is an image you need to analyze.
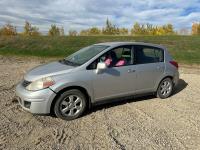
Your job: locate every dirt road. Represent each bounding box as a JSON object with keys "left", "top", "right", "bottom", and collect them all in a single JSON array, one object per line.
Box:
[{"left": 0, "top": 56, "right": 200, "bottom": 150}]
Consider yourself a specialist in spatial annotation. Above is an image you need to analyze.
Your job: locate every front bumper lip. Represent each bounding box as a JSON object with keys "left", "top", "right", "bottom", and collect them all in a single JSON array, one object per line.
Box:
[{"left": 16, "top": 81, "right": 57, "bottom": 114}]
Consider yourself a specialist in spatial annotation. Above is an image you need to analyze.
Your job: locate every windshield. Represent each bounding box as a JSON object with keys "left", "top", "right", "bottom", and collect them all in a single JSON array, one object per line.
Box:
[{"left": 64, "top": 45, "right": 109, "bottom": 66}]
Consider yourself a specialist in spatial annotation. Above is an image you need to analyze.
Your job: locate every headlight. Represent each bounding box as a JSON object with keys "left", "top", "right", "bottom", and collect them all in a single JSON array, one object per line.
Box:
[{"left": 26, "top": 77, "right": 55, "bottom": 91}]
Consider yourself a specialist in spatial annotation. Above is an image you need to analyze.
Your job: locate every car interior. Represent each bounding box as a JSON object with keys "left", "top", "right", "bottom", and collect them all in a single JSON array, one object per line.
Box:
[{"left": 87, "top": 45, "right": 164, "bottom": 70}]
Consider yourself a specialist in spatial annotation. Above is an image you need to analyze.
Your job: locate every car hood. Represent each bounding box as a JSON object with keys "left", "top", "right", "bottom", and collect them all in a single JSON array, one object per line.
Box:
[{"left": 24, "top": 61, "right": 75, "bottom": 81}]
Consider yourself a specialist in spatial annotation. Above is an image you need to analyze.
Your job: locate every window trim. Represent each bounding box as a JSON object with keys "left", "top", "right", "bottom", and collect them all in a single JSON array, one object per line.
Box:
[
  {"left": 134, "top": 45, "right": 164, "bottom": 65},
  {"left": 86, "top": 45, "right": 135, "bottom": 70}
]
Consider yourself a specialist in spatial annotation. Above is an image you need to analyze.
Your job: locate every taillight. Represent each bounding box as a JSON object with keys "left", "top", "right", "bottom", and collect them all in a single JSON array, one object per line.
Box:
[{"left": 169, "top": 61, "right": 178, "bottom": 69}]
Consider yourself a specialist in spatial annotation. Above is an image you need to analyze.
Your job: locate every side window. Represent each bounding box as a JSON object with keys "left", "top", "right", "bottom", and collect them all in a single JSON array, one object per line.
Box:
[
  {"left": 87, "top": 45, "right": 132, "bottom": 70},
  {"left": 135, "top": 45, "right": 164, "bottom": 64}
]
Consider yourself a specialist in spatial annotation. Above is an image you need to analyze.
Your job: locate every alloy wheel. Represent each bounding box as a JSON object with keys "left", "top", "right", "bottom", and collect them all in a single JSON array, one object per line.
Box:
[
  {"left": 60, "top": 95, "right": 83, "bottom": 117},
  {"left": 159, "top": 80, "right": 172, "bottom": 97}
]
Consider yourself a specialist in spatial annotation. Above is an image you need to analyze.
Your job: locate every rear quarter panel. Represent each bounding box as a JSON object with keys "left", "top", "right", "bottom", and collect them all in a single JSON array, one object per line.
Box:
[{"left": 154, "top": 48, "right": 179, "bottom": 90}]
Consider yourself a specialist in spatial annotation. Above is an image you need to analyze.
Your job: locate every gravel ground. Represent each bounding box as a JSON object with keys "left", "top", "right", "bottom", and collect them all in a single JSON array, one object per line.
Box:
[{"left": 0, "top": 56, "right": 200, "bottom": 150}]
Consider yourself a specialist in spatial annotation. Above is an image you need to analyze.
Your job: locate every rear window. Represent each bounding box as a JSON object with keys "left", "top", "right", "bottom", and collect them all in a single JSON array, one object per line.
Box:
[{"left": 134, "top": 45, "right": 164, "bottom": 64}]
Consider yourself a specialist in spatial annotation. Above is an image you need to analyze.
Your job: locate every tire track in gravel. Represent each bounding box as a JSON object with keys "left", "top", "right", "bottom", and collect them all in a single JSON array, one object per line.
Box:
[
  {"left": 108, "top": 131, "right": 126, "bottom": 150},
  {"left": 164, "top": 100, "right": 200, "bottom": 131},
  {"left": 0, "top": 113, "right": 11, "bottom": 149},
  {"left": 133, "top": 106, "right": 187, "bottom": 149},
  {"left": 0, "top": 89, "right": 17, "bottom": 112},
  {"left": 0, "top": 90, "right": 37, "bottom": 149},
  {"left": 103, "top": 110, "right": 126, "bottom": 150},
  {"left": 132, "top": 96, "right": 200, "bottom": 149},
  {"left": 118, "top": 103, "right": 186, "bottom": 150},
  {"left": 0, "top": 84, "right": 17, "bottom": 92},
  {"left": 34, "top": 134, "right": 52, "bottom": 150},
  {"left": 111, "top": 106, "right": 158, "bottom": 149},
  {"left": 52, "top": 128, "right": 68, "bottom": 145},
  {"left": 0, "top": 111, "right": 25, "bottom": 149}
]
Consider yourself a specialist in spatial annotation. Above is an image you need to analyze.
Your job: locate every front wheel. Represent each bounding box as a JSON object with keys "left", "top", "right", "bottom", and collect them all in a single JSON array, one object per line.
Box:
[
  {"left": 157, "top": 78, "right": 173, "bottom": 99},
  {"left": 54, "top": 89, "right": 86, "bottom": 120}
]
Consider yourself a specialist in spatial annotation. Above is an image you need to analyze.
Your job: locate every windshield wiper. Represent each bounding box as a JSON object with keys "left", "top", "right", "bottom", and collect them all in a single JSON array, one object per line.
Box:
[{"left": 59, "top": 59, "right": 80, "bottom": 66}]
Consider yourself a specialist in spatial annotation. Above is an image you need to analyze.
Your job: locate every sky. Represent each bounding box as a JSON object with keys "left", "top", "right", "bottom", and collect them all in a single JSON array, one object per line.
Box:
[{"left": 0, "top": 0, "right": 200, "bottom": 33}]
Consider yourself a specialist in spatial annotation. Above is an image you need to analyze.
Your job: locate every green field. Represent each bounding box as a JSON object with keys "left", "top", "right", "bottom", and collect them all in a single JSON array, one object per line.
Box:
[{"left": 0, "top": 35, "right": 200, "bottom": 64}]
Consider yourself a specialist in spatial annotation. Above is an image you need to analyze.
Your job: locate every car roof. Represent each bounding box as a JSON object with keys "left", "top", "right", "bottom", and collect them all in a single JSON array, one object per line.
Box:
[{"left": 94, "top": 42, "right": 166, "bottom": 49}]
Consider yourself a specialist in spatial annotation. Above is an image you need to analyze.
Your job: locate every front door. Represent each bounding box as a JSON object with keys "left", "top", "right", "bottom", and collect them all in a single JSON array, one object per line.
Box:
[
  {"left": 87, "top": 45, "right": 137, "bottom": 101},
  {"left": 93, "top": 65, "right": 137, "bottom": 101}
]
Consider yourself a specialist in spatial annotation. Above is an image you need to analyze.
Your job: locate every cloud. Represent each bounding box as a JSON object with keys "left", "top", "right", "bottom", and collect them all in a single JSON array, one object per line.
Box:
[{"left": 0, "top": 0, "right": 200, "bottom": 33}]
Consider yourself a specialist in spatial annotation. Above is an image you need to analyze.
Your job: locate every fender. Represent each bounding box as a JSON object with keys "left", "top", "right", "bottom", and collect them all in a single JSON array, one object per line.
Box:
[
  {"left": 49, "top": 71, "right": 94, "bottom": 103},
  {"left": 51, "top": 81, "right": 93, "bottom": 99},
  {"left": 154, "top": 71, "right": 175, "bottom": 91}
]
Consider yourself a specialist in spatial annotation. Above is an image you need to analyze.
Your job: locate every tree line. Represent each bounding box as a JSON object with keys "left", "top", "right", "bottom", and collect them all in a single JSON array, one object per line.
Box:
[
  {"left": 192, "top": 23, "right": 200, "bottom": 35},
  {"left": 0, "top": 19, "right": 200, "bottom": 36}
]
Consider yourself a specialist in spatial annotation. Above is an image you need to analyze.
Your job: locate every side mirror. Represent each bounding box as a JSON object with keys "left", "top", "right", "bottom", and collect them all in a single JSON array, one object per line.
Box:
[{"left": 96, "top": 62, "right": 107, "bottom": 74}]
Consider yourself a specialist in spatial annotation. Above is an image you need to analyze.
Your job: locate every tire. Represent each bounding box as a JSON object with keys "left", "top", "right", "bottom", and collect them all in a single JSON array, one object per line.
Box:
[
  {"left": 157, "top": 78, "right": 173, "bottom": 99},
  {"left": 54, "top": 89, "right": 87, "bottom": 120}
]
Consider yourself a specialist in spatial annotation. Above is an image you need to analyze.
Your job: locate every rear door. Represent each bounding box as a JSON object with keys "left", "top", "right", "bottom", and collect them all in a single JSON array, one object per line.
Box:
[{"left": 134, "top": 45, "right": 165, "bottom": 93}]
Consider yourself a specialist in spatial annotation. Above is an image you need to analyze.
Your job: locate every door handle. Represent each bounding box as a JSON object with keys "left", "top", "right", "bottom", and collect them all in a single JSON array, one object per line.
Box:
[{"left": 128, "top": 69, "right": 136, "bottom": 73}]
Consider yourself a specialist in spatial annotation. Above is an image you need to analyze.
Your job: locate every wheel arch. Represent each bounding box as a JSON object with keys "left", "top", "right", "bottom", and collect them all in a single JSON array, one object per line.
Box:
[
  {"left": 50, "top": 86, "right": 92, "bottom": 114},
  {"left": 155, "top": 74, "right": 173, "bottom": 91},
  {"left": 156, "top": 75, "right": 174, "bottom": 90}
]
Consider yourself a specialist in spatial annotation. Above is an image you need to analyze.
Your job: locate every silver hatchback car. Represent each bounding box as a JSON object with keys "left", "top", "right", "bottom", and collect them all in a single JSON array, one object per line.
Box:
[{"left": 16, "top": 42, "right": 179, "bottom": 120}]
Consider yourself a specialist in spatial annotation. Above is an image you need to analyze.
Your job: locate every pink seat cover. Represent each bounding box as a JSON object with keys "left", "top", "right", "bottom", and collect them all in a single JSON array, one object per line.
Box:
[
  {"left": 105, "top": 58, "right": 112, "bottom": 66},
  {"left": 115, "top": 59, "right": 126, "bottom": 66}
]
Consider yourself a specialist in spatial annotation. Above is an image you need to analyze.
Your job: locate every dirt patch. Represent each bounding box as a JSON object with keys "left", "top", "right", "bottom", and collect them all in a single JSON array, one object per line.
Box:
[{"left": 0, "top": 56, "right": 200, "bottom": 149}]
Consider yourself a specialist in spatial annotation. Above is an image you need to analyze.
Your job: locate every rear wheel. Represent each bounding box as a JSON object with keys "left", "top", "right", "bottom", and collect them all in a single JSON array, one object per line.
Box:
[
  {"left": 54, "top": 89, "right": 86, "bottom": 120},
  {"left": 157, "top": 78, "right": 173, "bottom": 99}
]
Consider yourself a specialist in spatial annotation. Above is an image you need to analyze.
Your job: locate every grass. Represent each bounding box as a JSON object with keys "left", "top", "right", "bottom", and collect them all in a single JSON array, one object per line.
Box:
[{"left": 0, "top": 35, "right": 200, "bottom": 64}]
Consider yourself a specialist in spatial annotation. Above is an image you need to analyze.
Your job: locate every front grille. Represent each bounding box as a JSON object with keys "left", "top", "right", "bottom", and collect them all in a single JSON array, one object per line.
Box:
[{"left": 22, "top": 80, "right": 31, "bottom": 87}]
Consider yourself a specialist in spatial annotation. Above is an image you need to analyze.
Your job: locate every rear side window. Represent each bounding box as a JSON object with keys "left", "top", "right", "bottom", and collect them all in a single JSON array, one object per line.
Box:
[{"left": 134, "top": 45, "right": 164, "bottom": 64}]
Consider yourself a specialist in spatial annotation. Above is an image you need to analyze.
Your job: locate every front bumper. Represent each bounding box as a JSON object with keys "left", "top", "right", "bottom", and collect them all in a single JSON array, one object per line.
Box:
[{"left": 16, "top": 82, "right": 57, "bottom": 114}]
